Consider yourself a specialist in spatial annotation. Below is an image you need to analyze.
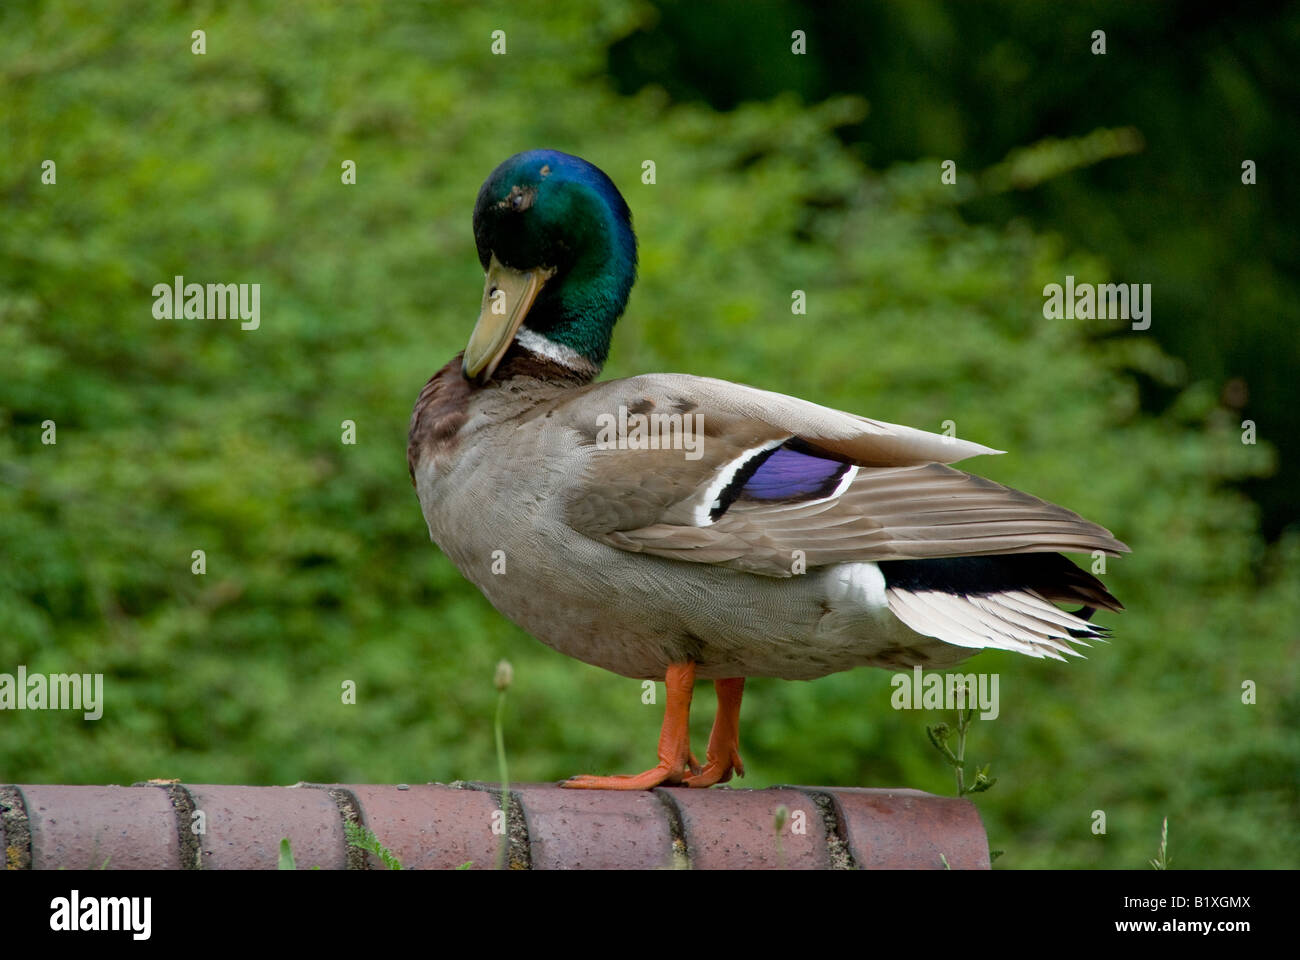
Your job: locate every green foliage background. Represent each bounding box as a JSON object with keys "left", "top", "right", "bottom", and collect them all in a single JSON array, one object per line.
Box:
[{"left": 2, "top": 0, "right": 1296, "bottom": 868}]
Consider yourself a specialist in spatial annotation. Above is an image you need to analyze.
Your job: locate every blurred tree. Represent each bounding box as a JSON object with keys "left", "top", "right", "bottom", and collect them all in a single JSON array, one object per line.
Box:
[{"left": 610, "top": 0, "right": 1300, "bottom": 539}]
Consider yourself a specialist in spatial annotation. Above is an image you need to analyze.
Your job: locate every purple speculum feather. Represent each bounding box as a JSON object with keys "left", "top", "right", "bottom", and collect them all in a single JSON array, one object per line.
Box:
[{"left": 739, "top": 445, "right": 849, "bottom": 500}]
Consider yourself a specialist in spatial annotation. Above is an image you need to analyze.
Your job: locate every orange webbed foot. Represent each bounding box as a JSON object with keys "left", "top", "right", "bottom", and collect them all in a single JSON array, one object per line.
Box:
[
  {"left": 682, "top": 677, "right": 746, "bottom": 788},
  {"left": 560, "top": 663, "right": 699, "bottom": 791},
  {"left": 562, "top": 760, "right": 689, "bottom": 791},
  {"left": 682, "top": 747, "right": 745, "bottom": 788}
]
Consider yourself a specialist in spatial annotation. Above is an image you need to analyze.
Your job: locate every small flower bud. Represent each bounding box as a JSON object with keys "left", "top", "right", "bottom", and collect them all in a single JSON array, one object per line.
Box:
[{"left": 773, "top": 805, "right": 790, "bottom": 834}]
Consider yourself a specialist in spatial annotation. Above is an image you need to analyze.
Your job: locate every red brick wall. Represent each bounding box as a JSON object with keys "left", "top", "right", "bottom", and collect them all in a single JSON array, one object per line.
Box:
[{"left": 1, "top": 782, "right": 990, "bottom": 870}]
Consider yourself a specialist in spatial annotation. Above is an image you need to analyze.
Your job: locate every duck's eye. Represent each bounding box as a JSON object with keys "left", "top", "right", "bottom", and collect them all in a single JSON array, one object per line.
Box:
[{"left": 500, "top": 185, "right": 535, "bottom": 213}]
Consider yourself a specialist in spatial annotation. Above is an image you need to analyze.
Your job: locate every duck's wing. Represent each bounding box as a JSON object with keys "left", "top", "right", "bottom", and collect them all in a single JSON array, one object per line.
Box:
[{"left": 560, "top": 373, "right": 1129, "bottom": 580}]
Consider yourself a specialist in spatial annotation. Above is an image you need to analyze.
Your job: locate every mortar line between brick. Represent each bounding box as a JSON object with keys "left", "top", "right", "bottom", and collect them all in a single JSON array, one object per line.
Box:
[
  {"left": 0, "top": 785, "right": 32, "bottom": 870},
  {"left": 650, "top": 789, "right": 691, "bottom": 870},
  {"left": 130, "top": 782, "right": 202, "bottom": 869},
  {"left": 167, "top": 783, "right": 202, "bottom": 869},
  {"left": 800, "top": 788, "right": 857, "bottom": 871},
  {"left": 463, "top": 782, "right": 531, "bottom": 870},
  {"left": 292, "top": 783, "right": 372, "bottom": 870},
  {"left": 325, "top": 786, "right": 370, "bottom": 870}
]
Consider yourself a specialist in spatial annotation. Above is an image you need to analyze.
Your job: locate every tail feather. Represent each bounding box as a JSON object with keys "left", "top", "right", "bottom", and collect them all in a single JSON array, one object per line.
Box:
[{"left": 879, "top": 553, "right": 1120, "bottom": 659}]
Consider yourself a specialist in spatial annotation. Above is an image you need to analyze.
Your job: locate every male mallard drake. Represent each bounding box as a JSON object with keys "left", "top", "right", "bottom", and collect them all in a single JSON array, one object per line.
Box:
[{"left": 409, "top": 149, "right": 1127, "bottom": 790}]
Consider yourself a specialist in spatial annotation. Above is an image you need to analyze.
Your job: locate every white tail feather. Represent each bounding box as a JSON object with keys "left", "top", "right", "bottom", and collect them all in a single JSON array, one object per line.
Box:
[{"left": 886, "top": 587, "right": 1105, "bottom": 660}]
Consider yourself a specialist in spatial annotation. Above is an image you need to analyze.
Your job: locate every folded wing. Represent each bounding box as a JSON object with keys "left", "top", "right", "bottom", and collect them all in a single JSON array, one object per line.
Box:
[{"left": 561, "top": 374, "right": 1128, "bottom": 579}]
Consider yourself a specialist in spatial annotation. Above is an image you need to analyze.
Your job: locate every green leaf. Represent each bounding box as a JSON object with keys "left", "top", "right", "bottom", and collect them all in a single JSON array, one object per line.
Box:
[{"left": 278, "top": 837, "right": 295, "bottom": 871}]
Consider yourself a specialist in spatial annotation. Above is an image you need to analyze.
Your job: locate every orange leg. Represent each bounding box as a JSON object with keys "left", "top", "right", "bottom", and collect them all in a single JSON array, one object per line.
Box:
[
  {"left": 562, "top": 662, "right": 699, "bottom": 790},
  {"left": 683, "top": 677, "right": 746, "bottom": 787}
]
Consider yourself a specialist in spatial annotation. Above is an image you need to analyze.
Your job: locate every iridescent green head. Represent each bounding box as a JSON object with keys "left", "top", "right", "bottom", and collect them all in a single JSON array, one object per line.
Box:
[{"left": 463, "top": 149, "right": 637, "bottom": 383}]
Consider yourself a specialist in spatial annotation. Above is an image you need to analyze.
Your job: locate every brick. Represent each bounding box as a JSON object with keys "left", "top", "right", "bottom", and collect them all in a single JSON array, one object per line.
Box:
[
  {"left": 660, "top": 786, "right": 830, "bottom": 869},
  {"left": 514, "top": 783, "right": 675, "bottom": 870},
  {"left": 6, "top": 783, "right": 992, "bottom": 870},
  {"left": 185, "top": 784, "right": 346, "bottom": 870},
  {"left": 21, "top": 785, "right": 180, "bottom": 870},
  {"left": 825, "top": 787, "right": 991, "bottom": 869},
  {"left": 345, "top": 783, "right": 500, "bottom": 870}
]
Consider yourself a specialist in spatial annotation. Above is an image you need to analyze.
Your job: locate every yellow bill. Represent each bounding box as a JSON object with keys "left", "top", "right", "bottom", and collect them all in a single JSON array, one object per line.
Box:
[{"left": 462, "top": 255, "right": 555, "bottom": 383}]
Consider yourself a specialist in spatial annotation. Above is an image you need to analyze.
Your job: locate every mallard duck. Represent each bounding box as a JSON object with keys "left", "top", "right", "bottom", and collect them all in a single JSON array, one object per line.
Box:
[{"left": 409, "top": 149, "right": 1127, "bottom": 790}]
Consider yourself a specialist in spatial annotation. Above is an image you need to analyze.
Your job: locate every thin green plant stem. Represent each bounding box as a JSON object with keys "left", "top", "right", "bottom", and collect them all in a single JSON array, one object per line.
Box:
[
  {"left": 954, "top": 706, "right": 971, "bottom": 796},
  {"left": 494, "top": 686, "right": 510, "bottom": 871}
]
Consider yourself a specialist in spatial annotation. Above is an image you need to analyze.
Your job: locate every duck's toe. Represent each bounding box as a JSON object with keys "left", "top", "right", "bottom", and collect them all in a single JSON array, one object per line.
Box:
[
  {"left": 682, "top": 746, "right": 745, "bottom": 788},
  {"left": 561, "top": 760, "right": 691, "bottom": 791}
]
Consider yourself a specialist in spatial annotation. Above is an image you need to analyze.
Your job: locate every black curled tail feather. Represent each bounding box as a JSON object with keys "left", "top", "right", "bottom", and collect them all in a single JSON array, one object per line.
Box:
[{"left": 878, "top": 553, "right": 1122, "bottom": 612}]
